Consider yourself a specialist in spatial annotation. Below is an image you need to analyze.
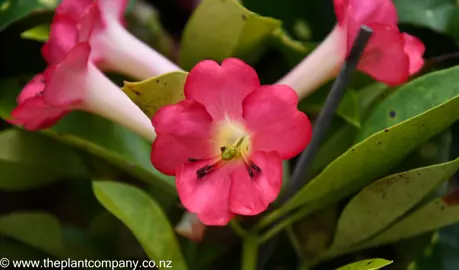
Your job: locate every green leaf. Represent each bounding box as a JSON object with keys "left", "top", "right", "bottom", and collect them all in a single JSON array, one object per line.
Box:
[
  {"left": 179, "top": 0, "right": 281, "bottom": 70},
  {"left": 122, "top": 71, "right": 188, "bottom": 118},
  {"left": 394, "top": 0, "right": 459, "bottom": 41},
  {"left": 92, "top": 181, "right": 188, "bottom": 270},
  {"left": 358, "top": 190, "right": 459, "bottom": 249},
  {"left": 278, "top": 65, "right": 459, "bottom": 217},
  {"left": 336, "top": 259, "right": 393, "bottom": 270},
  {"left": 358, "top": 65, "right": 459, "bottom": 140},
  {"left": 0, "top": 129, "right": 88, "bottom": 191},
  {"left": 0, "top": 0, "right": 58, "bottom": 31},
  {"left": 0, "top": 212, "right": 108, "bottom": 260},
  {"left": 0, "top": 239, "right": 50, "bottom": 260},
  {"left": 20, "top": 24, "right": 49, "bottom": 42},
  {"left": 0, "top": 212, "right": 64, "bottom": 257},
  {"left": 331, "top": 158, "right": 459, "bottom": 249},
  {"left": 0, "top": 76, "right": 176, "bottom": 195}
]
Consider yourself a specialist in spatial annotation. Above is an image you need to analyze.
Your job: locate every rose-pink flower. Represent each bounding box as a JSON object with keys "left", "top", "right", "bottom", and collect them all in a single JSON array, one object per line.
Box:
[
  {"left": 280, "top": 0, "right": 425, "bottom": 98},
  {"left": 45, "top": 0, "right": 179, "bottom": 79},
  {"left": 9, "top": 74, "right": 68, "bottom": 130},
  {"left": 150, "top": 58, "right": 312, "bottom": 225},
  {"left": 11, "top": 42, "right": 155, "bottom": 141}
]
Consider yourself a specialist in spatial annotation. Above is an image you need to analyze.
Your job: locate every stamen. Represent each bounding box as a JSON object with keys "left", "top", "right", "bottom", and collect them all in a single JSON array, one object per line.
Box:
[
  {"left": 245, "top": 163, "right": 255, "bottom": 178},
  {"left": 249, "top": 161, "right": 261, "bottom": 173},
  {"left": 195, "top": 161, "right": 221, "bottom": 179}
]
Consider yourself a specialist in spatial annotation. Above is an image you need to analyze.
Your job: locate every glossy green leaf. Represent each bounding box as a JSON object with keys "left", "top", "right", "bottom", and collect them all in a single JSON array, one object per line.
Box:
[
  {"left": 359, "top": 190, "right": 459, "bottom": 249},
  {"left": 278, "top": 65, "right": 459, "bottom": 216},
  {"left": 336, "top": 259, "right": 393, "bottom": 270},
  {"left": 93, "top": 181, "right": 188, "bottom": 270},
  {"left": 0, "top": 239, "right": 50, "bottom": 260},
  {"left": 0, "top": 212, "right": 64, "bottom": 257},
  {"left": 0, "top": 212, "right": 107, "bottom": 260},
  {"left": 180, "top": 0, "right": 281, "bottom": 70},
  {"left": 0, "top": 76, "right": 176, "bottom": 195},
  {"left": 394, "top": 0, "right": 459, "bottom": 41},
  {"left": 20, "top": 24, "right": 49, "bottom": 42},
  {"left": 358, "top": 65, "right": 459, "bottom": 140},
  {"left": 0, "top": 0, "right": 58, "bottom": 31},
  {"left": 0, "top": 129, "right": 88, "bottom": 191},
  {"left": 309, "top": 122, "right": 357, "bottom": 177},
  {"left": 122, "top": 71, "right": 188, "bottom": 118},
  {"left": 332, "top": 158, "right": 459, "bottom": 249}
]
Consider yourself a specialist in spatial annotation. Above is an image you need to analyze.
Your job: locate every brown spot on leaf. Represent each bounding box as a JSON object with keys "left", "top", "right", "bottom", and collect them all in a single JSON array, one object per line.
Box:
[
  {"left": 384, "top": 129, "right": 390, "bottom": 132},
  {"left": 242, "top": 14, "right": 247, "bottom": 21},
  {"left": 442, "top": 189, "right": 459, "bottom": 206},
  {"left": 389, "top": 110, "right": 396, "bottom": 118},
  {"left": 132, "top": 90, "right": 140, "bottom": 96}
]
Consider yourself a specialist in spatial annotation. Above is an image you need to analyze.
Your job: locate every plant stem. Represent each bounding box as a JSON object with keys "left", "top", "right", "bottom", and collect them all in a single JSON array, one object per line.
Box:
[
  {"left": 242, "top": 235, "right": 260, "bottom": 270},
  {"left": 230, "top": 219, "right": 248, "bottom": 237}
]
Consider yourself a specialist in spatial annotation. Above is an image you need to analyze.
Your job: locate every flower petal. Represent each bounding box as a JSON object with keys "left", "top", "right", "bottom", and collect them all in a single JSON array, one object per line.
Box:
[
  {"left": 334, "top": 0, "right": 397, "bottom": 26},
  {"left": 185, "top": 58, "right": 260, "bottom": 121},
  {"left": 42, "top": 15, "right": 79, "bottom": 65},
  {"left": 176, "top": 160, "right": 234, "bottom": 226},
  {"left": 242, "top": 85, "right": 312, "bottom": 159},
  {"left": 229, "top": 151, "right": 282, "bottom": 216},
  {"left": 56, "top": 0, "right": 93, "bottom": 21},
  {"left": 151, "top": 100, "right": 216, "bottom": 176},
  {"left": 9, "top": 97, "right": 67, "bottom": 131},
  {"left": 43, "top": 42, "right": 91, "bottom": 107},
  {"left": 96, "top": 0, "right": 129, "bottom": 23},
  {"left": 358, "top": 23, "right": 410, "bottom": 86},
  {"left": 17, "top": 74, "right": 45, "bottom": 104},
  {"left": 402, "top": 33, "right": 425, "bottom": 75}
]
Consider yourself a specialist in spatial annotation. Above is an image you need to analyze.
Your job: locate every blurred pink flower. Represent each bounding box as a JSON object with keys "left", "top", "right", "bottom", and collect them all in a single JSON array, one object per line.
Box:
[
  {"left": 9, "top": 74, "right": 68, "bottom": 130},
  {"left": 10, "top": 43, "right": 155, "bottom": 141},
  {"left": 280, "top": 0, "right": 425, "bottom": 98},
  {"left": 44, "top": 0, "right": 179, "bottom": 79},
  {"left": 150, "top": 58, "right": 312, "bottom": 225}
]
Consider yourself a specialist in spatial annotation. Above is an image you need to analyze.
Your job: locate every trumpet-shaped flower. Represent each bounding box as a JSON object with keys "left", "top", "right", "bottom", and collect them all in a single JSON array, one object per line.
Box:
[
  {"left": 150, "top": 58, "right": 312, "bottom": 225},
  {"left": 10, "top": 43, "right": 155, "bottom": 141},
  {"left": 44, "top": 0, "right": 180, "bottom": 79},
  {"left": 9, "top": 74, "right": 68, "bottom": 130},
  {"left": 279, "top": 0, "right": 425, "bottom": 98}
]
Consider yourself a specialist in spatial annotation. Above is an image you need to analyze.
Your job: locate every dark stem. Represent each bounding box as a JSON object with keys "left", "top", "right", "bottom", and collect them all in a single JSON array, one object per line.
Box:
[{"left": 256, "top": 25, "right": 373, "bottom": 270}]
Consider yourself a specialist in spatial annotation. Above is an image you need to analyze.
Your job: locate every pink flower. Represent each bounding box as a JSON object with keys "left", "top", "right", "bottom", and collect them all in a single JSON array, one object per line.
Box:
[
  {"left": 279, "top": 0, "right": 425, "bottom": 98},
  {"left": 10, "top": 42, "right": 155, "bottom": 141},
  {"left": 9, "top": 74, "right": 68, "bottom": 130},
  {"left": 44, "top": 0, "right": 180, "bottom": 79},
  {"left": 150, "top": 58, "right": 312, "bottom": 225}
]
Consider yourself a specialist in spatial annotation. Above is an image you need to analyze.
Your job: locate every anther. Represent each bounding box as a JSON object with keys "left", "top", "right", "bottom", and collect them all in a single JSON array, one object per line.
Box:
[
  {"left": 249, "top": 161, "right": 261, "bottom": 173},
  {"left": 196, "top": 162, "right": 219, "bottom": 179}
]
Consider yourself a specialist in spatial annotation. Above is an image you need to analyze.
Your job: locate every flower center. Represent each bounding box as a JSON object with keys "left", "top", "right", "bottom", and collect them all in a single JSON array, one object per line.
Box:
[{"left": 188, "top": 120, "right": 262, "bottom": 179}]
